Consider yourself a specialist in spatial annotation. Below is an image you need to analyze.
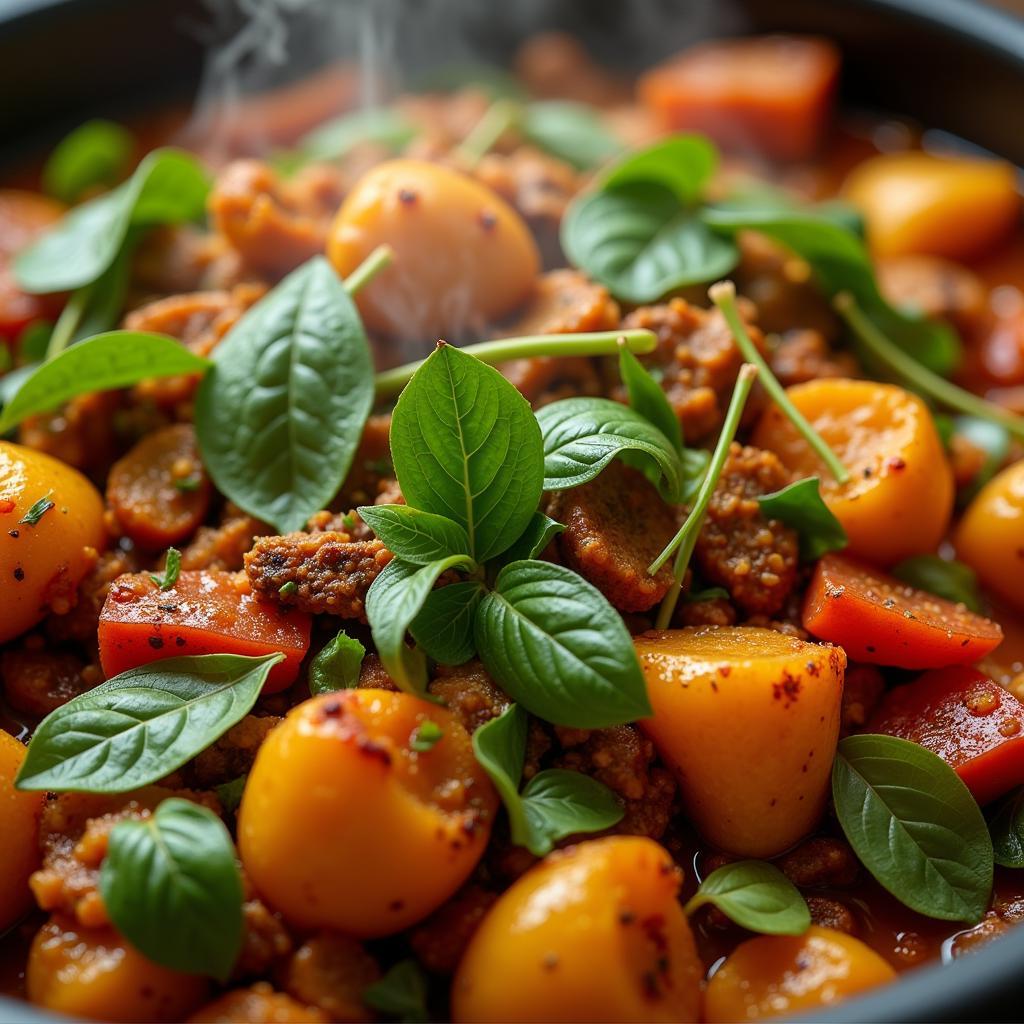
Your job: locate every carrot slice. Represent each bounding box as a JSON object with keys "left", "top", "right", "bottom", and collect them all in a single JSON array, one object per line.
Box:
[
  {"left": 98, "top": 570, "right": 310, "bottom": 693},
  {"left": 802, "top": 553, "right": 1003, "bottom": 669},
  {"left": 869, "top": 666, "right": 1024, "bottom": 805}
]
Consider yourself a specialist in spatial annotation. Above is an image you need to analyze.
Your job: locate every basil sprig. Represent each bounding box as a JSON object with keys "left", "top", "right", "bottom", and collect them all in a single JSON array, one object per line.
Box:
[
  {"left": 16, "top": 653, "right": 282, "bottom": 793},
  {"left": 685, "top": 860, "right": 810, "bottom": 935},
  {"left": 893, "top": 554, "right": 983, "bottom": 612},
  {"left": 832, "top": 734, "right": 993, "bottom": 923},
  {"left": 473, "top": 704, "right": 623, "bottom": 856},
  {"left": 309, "top": 629, "right": 366, "bottom": 695},
  {"left": 989, "top": 788, "right": 1024, "bottom": 868},
  {"left": 43, "top": 119, "right": 133, "bottom": 204},
  {"left": 758, "top": 477, "right": 847, "bottom": 561},
  {"left": 100, "top": 798, "right": 244, "bottom": 981}
]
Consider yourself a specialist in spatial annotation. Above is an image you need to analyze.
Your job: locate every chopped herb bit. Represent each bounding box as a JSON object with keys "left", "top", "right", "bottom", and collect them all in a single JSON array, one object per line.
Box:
[
  {"left": 342, "top": 512, "right": 358, "bottom": 531},
  {"left": 173, "top": 475, "right": 201, "bottom": 492},
  {"left": 19, "top": 490, "right": 54, "bottom": 526},
  {"left": 278, "top": 581, "right": 298, "bottom": 598},
  {"left": 684, "top": 586, "right": 730, "bottom": 603},
  {"left": 410, "top": 720, "right": 444, "bottom": 752},
  {"left": 149, "top": 547, "right": 181, "bottom": 591}
]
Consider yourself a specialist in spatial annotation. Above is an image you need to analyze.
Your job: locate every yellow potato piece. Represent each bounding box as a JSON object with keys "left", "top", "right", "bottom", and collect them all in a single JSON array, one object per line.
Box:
[{"left": 0, "top": 730, "right": 44, "bottom": 931}]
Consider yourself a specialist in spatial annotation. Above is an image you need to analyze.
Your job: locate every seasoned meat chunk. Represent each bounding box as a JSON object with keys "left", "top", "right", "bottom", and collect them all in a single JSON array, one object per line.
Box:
[
  {"left": 410, "top": 884, "right": 499, "bottom": 974},
  {"left": 514, "top": 32, "right": 630, "bottom": 106},
  {"left": 877, "top": 254, "right": 987, "bottom": 333},
  {"left": 236, "top": 875, "right": 294, "bottom": 980},
  {"left": 279, "top": 932, "right": 379, "bottom": 1021},
  {"left": 19, "top": 391, "right": 122, "bottom": 476},
  {"left": 44, "top": 550, "right": 139, "bottom": 649},
  {"left": 181, "top": 511, "right": 269, "bottom": 572},
  {"left": 188, "top": 984, "right": 329, "bottom": 1024},
  {"left": 548, "top": 461, "right": 677, "bottom": 613},
  {"left": 778, "top": 837, "right": 859, "bottom": 888},
  {"left": 1, "top": 646, "right": 101, "bottom": 717},
  {"left": 770, "top": 328, "right": 860, "bottom": 387},
  {"left": 189, "top": 715, "right": 281, "bottom": 789},
  {"left": 841, "top": 664, "right": 886, "bottom": 735},
  {"left": 807, "top": 896, "right": 858, "bottom": 935},
  {"left": 430, "top": 661, "right": 510, "bottom": 734},
  {"left": 694, "top": 443, "right": 799, "bottom": 616}
]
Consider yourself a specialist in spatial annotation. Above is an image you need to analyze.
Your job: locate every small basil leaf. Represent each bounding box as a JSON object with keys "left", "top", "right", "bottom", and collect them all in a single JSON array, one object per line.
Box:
[
  {"left": 562, "top": 183, "right": 738, "bottom": 304},
  {"left": 365, "top": 555, "right": 475, "bottom": 696},
  {"left": 989, "top": 788, "right": 1024, "bottom": 868},
  {"left": 474, "top": 560, "right": 651, "bottom": 728},
  {"left": 195, "top": 257, "right": 374, "bottom": 534},
  {"left": 687, "top": 860, "right": 810, "bottom": 935},
  {"left": 16, "top": 148, "right": 209, "bottom": 294},
  {"left": 390, "top": 344, "right": 544, "bottom": 563},
  {"left": 956, "top": 416, "right": 1010, "bottom": 504},
  {"left": 619, "top": 344, "right": 683, "bottom": 453},
  {"left": 520, "top": 768, "right": 623, "bottom": 856},
  {"left": 309, "top": 629, "right": 366, "bottom": 695},
  {"left": 363, "top": 959, "right": 431, "bottom": 1023},
  {"left": 214, "top": 775, "right": 247, "bottom": 814},
  {"left": 685, "top": 586, "right": 730, "bottom": 603},
  {"left": 100, "top": 798, "right": 243, "bottom": 981},
  {"left": 62, "top": 243, "right": 135, "bottom": 345},
  {"left": 832, "top": 733, "right": 993, "bottom": 923},
  {"left": 472, "top": 703, "right": 530, "bottom": 843},
  {"left": 295, "top": 108, "right": 416, "bottom": 163},
  {"left": 893, "top": 555, "right": 983, "bottom": 613},
  {"left": 410, "top": 581, "right": 484, "bottom": 665},
  {"left": 757, "top": 477, "right": 847, "bottom": 561},
  {"left": 43, "top": 119, "right": 133, "bottom": 204},
  {"left": 0, "top": 331, "right": 211, "bottom": 433},
  {"left": 520, "top": 101, "right": 622, "bottom": 170},
  {"left": 601, "top": 135, "right": 718, "bottom": 204},
  {"left": 15, "top": 653, "right": 282, "bottom": 793},
  {"left": 500, "top": 512, "right": 565, "bottom": 563},
  {"left": 0, "top": 365, "right": 37, "bottom": 421},
  {"left": 358, "top": 504, "right": 471, "bottom": 564}
]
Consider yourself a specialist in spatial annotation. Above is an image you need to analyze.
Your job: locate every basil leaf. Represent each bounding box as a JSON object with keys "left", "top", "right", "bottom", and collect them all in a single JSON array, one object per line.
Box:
[
  {"left": 956, "top": 416, "right": 1010, "bottom": 504},
  {"left": 16, "top": 148, "right": 209, "bottom": 294},
  {"left": 536, "top": 396, "right": 684, "bottom": 500},
  {"left": 989, "top": 788, "right": 1024, "bottom": 868},
  {"left": 562, "top": 183, "right": 738, "bottom": 304},
  {"left": 363, "top": 959, "right": 430, "bottom": 1024},
  {"left": 601, "top": 135, "right": 718, "bottom": 204},
  {"left": 687, "top": 860, "right": 810, "bottom": 935},
  {"left": 472, "top": 703, "right": 530, "bottom": 841},
  {"left": 0, "top": 331, "right": 211, "bottom": 433},
  {"left": 893, "top": 554, "right": 983, "bottom": 613},
  {"left": 500, "top": 512, "right": 565, "bottom": 563},
  {"left": 214, "top": 775, "right": 248, "bottom": 813},
  {"left": 195, "top": 257, "right": 374, "bottom": 534},
  {"left": 309, "top": 629, "right": 366, "bottom": 695},
  {"left": 390, "top": 344, "right": 544, "bottom": 563},
  {"left": 358, "top": 504, "right": 471, "bottom": 565},
  {"left": 295, "top": 108, "right": 416, "bottom": 163},
  {"left": 366, "top": 555, "right": 475, "bottom": 696},
  {"left": 685, "top": 586, "right": 730, "bottom": 603},
  {"left": 474, "top": 560, "right": 651, "bottom": 728},
  {"left": 15, "top": 653, "right": 282, "bottom": 793},
  {"left": 100, "top": 798, "right": 243, "bottom": 981},
  {"left": 521, "top": 101, "right": 622, "bottom": 170},
  {"left": 520, "top": 769, "right": 623, "bottom": 856},
  {"left": 411, "top": 581, "right": 484, "bottom": 664},
  {"left": 757, "top": 477, "right": 847, "bottom": 561},
  {"left": 619, "top": 344, "right": 683, "bottom": 453},
  {"left": 832, "top": 733, "right": 993, "bottom": 923},
  {"left": 43, "top": 119, "right": 133, "bottom": 204}
]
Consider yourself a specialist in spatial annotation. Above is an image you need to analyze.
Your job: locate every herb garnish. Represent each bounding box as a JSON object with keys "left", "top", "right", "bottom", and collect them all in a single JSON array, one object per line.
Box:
[
  {"left": 893, "top": 555, "right": 983, "bottom": 612},
  {"left": 149, "top": 547, "right": 181, "bottom": 591},
  {"left": 18, "top": 490, "right": 55, "bottom": 526},
  {"left": 685, "top": 860, "right": 810, "bottom": 935},
  {"left": 278, "top": 580, "right": 298, "bottom": 598},
  {"left": 309, "top": 629, "right": 366, "bottom": 695},
  {"left": 758, "top": 478, "right": 847, "bottom": 561},
  {"left": 363, "top": 959, "right": 431, "bottom": 1024},
  {"left": 43, "top": 119, "right": 133, "bottom": 204},
  {"left": 989, "top": 787, "right": 1024, "bottom": 868},
  {"left": 410, "top": 720, "right": 444, "bottom": 752}
]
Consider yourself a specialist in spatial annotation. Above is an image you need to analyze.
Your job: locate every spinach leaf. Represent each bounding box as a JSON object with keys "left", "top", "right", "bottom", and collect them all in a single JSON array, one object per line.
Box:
[
  {"left": 195, "top": 257, "right": 374, "bottom": 534},
  {"left": 601, "top": 134, "right": 718, "bottom": 203},
  {"left": 520, "top": 101, "right": 622, "bottom": 170},
  {"left": 411, "top": 581, "right": 484, "bottom": 664},
  {"left": 99, "top": 799, "right": 243, "bottom": 981},
  {"left": 15, "top": 654, "right": 282, "bottom": 793},
  {"left": 294, "top": 108, "right": 416, "bottom": 164},
  {"left": 520, "top": 769, "right": 623, "bottom": 855},
  {"left": 390, "top": 343, "right": 544, "bottom": 563},
  {"left": 619, "top": 344, "right": 682, "bottom": 453},
  {"left": 989, "top": 788, "right": 1024, "bottom": 868},
  {"left": 893, "top": 554, "right": 983, "bottom": 612},
  {"left": 499, "top": 512, "right": 565, "bottom": 563},
  {"left": 309, "top": 629, "right": 366, "bottom": 695},
  {"left": 358, "top": 504, "right": 472, "bottom": 564},
  {"left": 474, "top": 560, "right": 650, "bottom": 728},
  {"left": 832, "top": 734, "right": 993, "bottom": 923},
  {"left": 43, "top": 119, "right": 133, "bottom": 204},
  {"left": 686, "top": 860, "right": 810, "bottom": 935},
  {"left": 757, "top": 477, "right": 847, "bottom": 561},
  {"left": 363, "top": 959, "right": 431, "bottom": 1024},
  {"left": 0, "top": 331, "right": 211, "bottom": 433}
]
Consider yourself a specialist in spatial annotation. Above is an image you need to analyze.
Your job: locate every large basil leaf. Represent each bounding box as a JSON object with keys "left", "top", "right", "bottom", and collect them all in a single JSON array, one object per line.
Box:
[
  {"left": 686, "top": 860, "right": 810, "bottom": 935},
  {"left": 521, "top": 101, "right": 622, "bottom": 170},
  {"left": 358, "top": 504, "right": 472, "bottom": 565},
  {"left": 309, "top": 629, "right": 366, "bottom": 695},
  {"left": 520, "top": 769, "right": 623, "bottom": 856},
  {"left": 619, "top": 344, "right": 683, "bottom": 453},
  {"left": 989, "top": 788, "right": 1024, "bottom": 868},
  {"left": 757, "top": 477, "right": 847, "bottom": 561},
  {"left": 499, "top": 512, "right": 565, "bottom": 564},
  {"left": 474, "top": 560, "right": 651, "bottom": 728},
  {"left": 601, "top": 134, "right": 718, "bottom": 203},
  {"left": 411, "top": 580, "right": 484, "bottom": 664},
  {"left": 195, "top": 257, "right": 374, "bottom": 534},
  {"left": 43, "top": 119, "right": 133, "bottom": 204},
  {"left": 893, "top": 554, "right": 983, "bottom": 613},
  {"left": 472, "top": 703, "right": 529, "bottom": 840},
  {"left": 16, "top": 654, "right": 281, "bottom": 793},
  {"left": 100, "top": 799, "right": 243, "bottom": 981},
  {"left": 832, "top": 734, "right": 993, "bottom": 923},
  {"left": 390, "top": 344, "right": 544, "bottom": 563}
]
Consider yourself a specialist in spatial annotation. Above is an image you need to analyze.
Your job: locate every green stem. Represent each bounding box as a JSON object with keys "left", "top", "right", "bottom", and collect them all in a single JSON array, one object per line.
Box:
[
  {"left": 834, "top": 291, "right": 1024, "bottom": 444},
  {"left": 710, "top": 281, "right": 850, "bottom": 485},
  {"left": 343, "top": 244, "right": 394, "bottom": 296},
  {"left": 45, "top": 285, "right": 90, "bottom": 361},
  {"left": 453, "top": 99, "right": 521, "bottom": 167},
  {"left": 652, "top": 363, "right": 759, "bottom": 630},
  {"left": 374, "top": 329, "right": 658, "bottom": 399}
]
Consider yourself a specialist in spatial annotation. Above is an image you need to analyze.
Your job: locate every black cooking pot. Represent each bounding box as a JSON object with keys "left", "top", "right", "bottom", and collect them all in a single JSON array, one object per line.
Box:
[{"left": 1, "top": 0, "right": 1023, "bottom": 1020}]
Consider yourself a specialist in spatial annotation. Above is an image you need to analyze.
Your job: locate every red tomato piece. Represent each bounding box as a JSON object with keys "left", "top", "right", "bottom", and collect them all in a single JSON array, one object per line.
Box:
[
  {"left": 869, "top": 666, "right": 1024, "bottom": 805},
  {"left": 802, "top": 553, "right": 1003, "bottom": 670},
  {"left": 98, "top": 570, "right": 310, "bottom": 693}
]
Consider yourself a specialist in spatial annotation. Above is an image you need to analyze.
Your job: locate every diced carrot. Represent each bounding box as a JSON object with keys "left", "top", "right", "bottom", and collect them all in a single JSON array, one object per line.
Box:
[
  {"left": 869, "top": 666, "right": 1024, "bottom": 805},
  {"left": 98, "top": 570, "right": 310, "bottom": 693},
  {"left": 637, "top": 36, "right": 839, "bottom": 162},
  {"left": 802, "top": 553, "right": 1003, "bottom": 670}
]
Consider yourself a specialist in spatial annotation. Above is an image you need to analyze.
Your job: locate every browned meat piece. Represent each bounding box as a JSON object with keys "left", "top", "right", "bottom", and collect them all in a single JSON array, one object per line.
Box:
[
  {"left": 807, "top": 896, "right": 858, "bottom": 935},
  {"left": 841, "top": 664, "right": 886, "bottom": 735},
  {"left": 336, "top": 414, "right": 395, "bottom": 510},
  {"left": 548, "top": 461, "right": 677, "bottom": 613},
  {"left": 132, "top": 225, "right": 219, "bottom": 296},
  {"left": 181, "top": 510, "right": 270, "bottom": 572},
  {"left": 19, "top": 391, "right": 122, "bottom": 477},
  {"left": 399, "top": 89, "right": 494, "bottom": 153},
  {"left": 877, "top": 254, "right": 987, "bottom": 334},
  {"left": 1, "top": 646, "right": 101, "bottom": 717},
  {"left": 514, "top": 33, "right": 630, "bottom": 106},
  {"left": 278, "top": 932, "right": 378, "bottom": 1021},
  {"left": 45, "top": 549, "right": 139, "bottom": 648},
  {"left": 188, "top": 984, "right": 329, "bottom": 1024},
  {"left": 676, "top": 595, "right": 738, "bottom": 628},
  {"left": 236, "top": 874, "right": 294, "bottom": 981},
  {"left": 189, "top": 715, "right": 281, "bottom": 789},
  {"left": 356, "top": 653, "right": 397, "bottom": 691},
  {"left": 770, "top": 328, "right": 860, "bottom": 387},
  {"left": 245, "top": 532, "right": 392, "bottom": 620},
  {"left": 694, "top": 443, "right": 799, "bottom": 617},
  {"left": 430, "top": 661, "right": 510, "bottom": 734},
  {"left": 777, "top": 837, "right": 859, "bottom": 888},
  {"left": 409, "top": 884, "right": 499, "bottom": 975}
]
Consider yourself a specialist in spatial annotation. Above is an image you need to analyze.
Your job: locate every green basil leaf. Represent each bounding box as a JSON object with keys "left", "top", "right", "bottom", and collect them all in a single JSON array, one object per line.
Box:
[
  {"left": 390, "top": 344, "right": 544, "bottom": 563},
  {"left": 411, "top": 581, "right": 484, "bottom": 664},
  {"left": 195, "top": 257, "right": 374, "bottom": 534},
  {"left": 0, "top": 331, "right": 211, "bottom": 433},
  {"left": 16, "top": 148, "right": 209, "bottom": 294},
  {"left": 757, "top": 477, "right": 847, "bottom": 561},
  {"left": 472, "top": 703, "right": 530, "bottom": 842},
  {"left": 99, "top": 798, "right": 243, "bottom": 981},
  {"left": 956, "top": 416, "right": 1010, "bottom": 504},
  {"left": 214, "top": 775, "right": 248, "bottom": 814},
  {"left": 43, "top": 119, "right": 134, "bottom": 204},
  {"left": 832, "top": 733, "right": 993, "bottom": 923},
  {"left": 358, "top": 504, "right": 471, "bottom": 564},
  {"left": 562, "top": 183, "right": 738, "bottom": 304},
  {"left": 17, "top": 321, "right": 53, "bottom": 361},
  {"left": 474, "top": 559, "right": 651, "bottom": 728},
  {"left": 520, "top": 769, "right": 623, "bottom": 856},
  {"left": 309, "top": 629, "right": 366, "bottom": 695},
  {"left": 989, "top": 788, "right": 1024, "bottom": 868},
  {"left": 685, "top": 586, "right": 730, "bottom": 603},
  {"left": 520, "top": 101, "right": 623, "bottom": 170},
  {"left": 601, "top": 135, "right": 718, "bottom": 204},
  {"left": 62, "top": 243, "right": 135, "bottom": 345},
  {"left": 366, "top": 555, "right": 475, "bottom": 696},
  {"left": 295, "top": 108, "right": 416, "bottom": 163},
  {"left": 15, "top": 653, "right": 282, "bottom": 793},
  {"left": 687, "top": 860, "right": 810, "bottom": 935},
  {"left": 619, "top": 344, "right": 683, "bottom": 453},
  {"left": 893, "top": 554, "right": 983, "bottom": 613},
  {"left": 500, "top": 512, "right": 565, "bottom": 563},
  {"left": 363, "top": 959, "right": 430, "bottom": 1023}
]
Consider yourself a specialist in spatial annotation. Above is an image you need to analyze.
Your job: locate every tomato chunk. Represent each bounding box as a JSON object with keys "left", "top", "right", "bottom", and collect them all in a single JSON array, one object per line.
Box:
[
  {"left": 869, "top": 667, "right": 1024, "bottom": 805},
  {"left": 802, "top": 553, "right": 1003, "bottom": 670},
  {"left": 98, "top": 570, "right": 310, "bottom": 692}
]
